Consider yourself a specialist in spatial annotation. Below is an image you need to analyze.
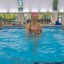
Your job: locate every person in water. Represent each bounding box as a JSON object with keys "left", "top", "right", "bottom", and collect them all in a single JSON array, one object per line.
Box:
[{"left": 26, "top": 17, "right": 42, "bottom": 34}]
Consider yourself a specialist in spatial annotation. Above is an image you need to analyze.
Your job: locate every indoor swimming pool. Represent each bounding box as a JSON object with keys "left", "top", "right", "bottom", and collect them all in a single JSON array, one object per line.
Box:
[{"left": 0, "top": 26, "right": 64, "bottom": 64}]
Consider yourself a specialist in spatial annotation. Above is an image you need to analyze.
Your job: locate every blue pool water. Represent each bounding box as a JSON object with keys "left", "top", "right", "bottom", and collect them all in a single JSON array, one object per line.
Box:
[{"left": 0, "top": 26, "right": 64, "bottom": 64}]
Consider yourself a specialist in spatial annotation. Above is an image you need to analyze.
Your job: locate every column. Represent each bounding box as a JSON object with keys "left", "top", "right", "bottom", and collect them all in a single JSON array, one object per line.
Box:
[
  {"left": 52, "top": 12, "right": 58, "bottom": 24},
  {"left": 18, "top": 13, "right": 24, "bottom": 25}
]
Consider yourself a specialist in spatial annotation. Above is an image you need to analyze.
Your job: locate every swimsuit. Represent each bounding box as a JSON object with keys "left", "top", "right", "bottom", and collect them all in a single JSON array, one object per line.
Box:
[{"left": 29, "top": 23, "right": 42, "bottom": 34}]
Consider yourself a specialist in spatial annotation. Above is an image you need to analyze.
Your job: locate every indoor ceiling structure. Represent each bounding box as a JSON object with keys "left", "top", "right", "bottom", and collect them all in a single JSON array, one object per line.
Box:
[
  {"left": 0, "top": 0, "right": 64, "bottom": 12},
  {"left": 0, "top": 0, "right": 18, "bottom": 13},
  {"left": 23, "top": 0, "right": 53, "bottom": 12}
]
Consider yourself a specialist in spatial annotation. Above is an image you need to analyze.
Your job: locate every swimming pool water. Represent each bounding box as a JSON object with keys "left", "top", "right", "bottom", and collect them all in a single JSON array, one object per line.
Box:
[{"left": 0, "top": 26, "right": 64, "bottom": 64}]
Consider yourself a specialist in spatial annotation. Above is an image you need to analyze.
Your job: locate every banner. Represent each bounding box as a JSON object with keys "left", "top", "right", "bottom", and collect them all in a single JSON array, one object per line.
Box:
[
  {"left": 53, "top": 0, "right": 58, "bottom": 11},
  {"left": 18, "top": 0, "right": 23, "bottom": 11}
]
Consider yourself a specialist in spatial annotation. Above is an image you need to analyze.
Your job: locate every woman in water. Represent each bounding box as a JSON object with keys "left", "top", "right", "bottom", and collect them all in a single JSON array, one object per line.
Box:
[{"left": 26, "top": 18, "right": 42, "bottom": 34}]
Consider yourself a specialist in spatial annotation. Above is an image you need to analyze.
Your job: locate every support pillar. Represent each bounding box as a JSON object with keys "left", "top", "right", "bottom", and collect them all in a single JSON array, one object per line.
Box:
[
  {"left": 52, "top": 12, "right": 58, "bottom": 24},
  {"left": 18, "top": 13, "right": 24, "bottom": 25}
]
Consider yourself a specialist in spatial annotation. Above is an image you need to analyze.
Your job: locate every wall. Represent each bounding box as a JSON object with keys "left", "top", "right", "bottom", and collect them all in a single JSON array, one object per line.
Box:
[
  {"left": 62, "top": 14, "right": 64, "bottom": 25},
  {"left": 52, "top": 12, "right": 58, "bottom": 24},
  {"left": 18, "top": 13, "right": 24, "bottom": 25}
]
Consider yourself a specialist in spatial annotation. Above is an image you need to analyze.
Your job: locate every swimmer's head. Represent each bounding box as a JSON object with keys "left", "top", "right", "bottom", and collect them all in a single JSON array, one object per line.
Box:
[{"left": 31, "top": 13, "right": 38, "bottom": 20}]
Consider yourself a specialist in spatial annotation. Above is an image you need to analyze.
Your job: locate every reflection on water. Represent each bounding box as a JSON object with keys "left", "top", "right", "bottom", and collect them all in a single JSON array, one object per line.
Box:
[{"left": 26, "top": 32, "right": 41, "bottom": 54}]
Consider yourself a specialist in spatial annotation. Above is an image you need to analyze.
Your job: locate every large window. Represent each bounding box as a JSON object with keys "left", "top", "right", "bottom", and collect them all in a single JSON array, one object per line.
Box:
[
  {"left": 0, "top": 14, "right": 4, "bottom": 22},
  {"left": 43, "top": 12, "right": 51, "bottom": 21},
  {"left": 5, "top": 14, "right": 10, "bottom": 21},
  {"left": 23, "top": 12, "right": 52, "bottom": 24},
  {"left": 0, "top": 13, "right": 18, "bottom": 22}
]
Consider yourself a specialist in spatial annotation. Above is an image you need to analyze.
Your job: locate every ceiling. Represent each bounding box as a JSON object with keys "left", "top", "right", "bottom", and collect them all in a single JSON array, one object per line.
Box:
[
  {"left": 0, "top": 0, "right": 64, "bottom": 12},
  {"left": 0, "top": 0, "right": 18, "bottom": 12},
  {"left": 23, "top": 0, "right": 53, "bottom": 12}
]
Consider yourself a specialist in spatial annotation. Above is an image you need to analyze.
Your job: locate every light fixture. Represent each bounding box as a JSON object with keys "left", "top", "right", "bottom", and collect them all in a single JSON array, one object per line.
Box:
[
  {"left": 40, "top": 9, "right": 47, "bottom": 12},
  {"left": 23, "top": 9, "right": 30, "bottom": 12},
  {"left": 49, "top": 9, "right": 53, "bottom": 12},
  {"left": 60, "top": 10, "right": 64, "bottom": 12},
  {"left": 32, "top": 9, "right": 38, "bottom": 12},
  {"left": 10, "top": 9, "right": 18, "bottom": 13},
  {"left": 0, "top": 9, "right": 7, "bottom": 13}
]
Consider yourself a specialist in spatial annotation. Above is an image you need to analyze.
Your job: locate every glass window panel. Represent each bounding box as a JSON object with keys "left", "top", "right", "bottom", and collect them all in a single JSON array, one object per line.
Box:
[
  {"left": 0, "top": 13, "right": 4, "bottom": 20},
  {"left": 10, "top": 14, "right": 16, "bottom": 20}
]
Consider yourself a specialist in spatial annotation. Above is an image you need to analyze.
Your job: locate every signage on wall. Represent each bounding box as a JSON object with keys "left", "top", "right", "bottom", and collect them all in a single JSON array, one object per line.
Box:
[
  {"left": 18, "top": 0, "right": 23, "bottom": 11},
  {"left": 53, "top": 0, "right": 58, "bottom": 11}
]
